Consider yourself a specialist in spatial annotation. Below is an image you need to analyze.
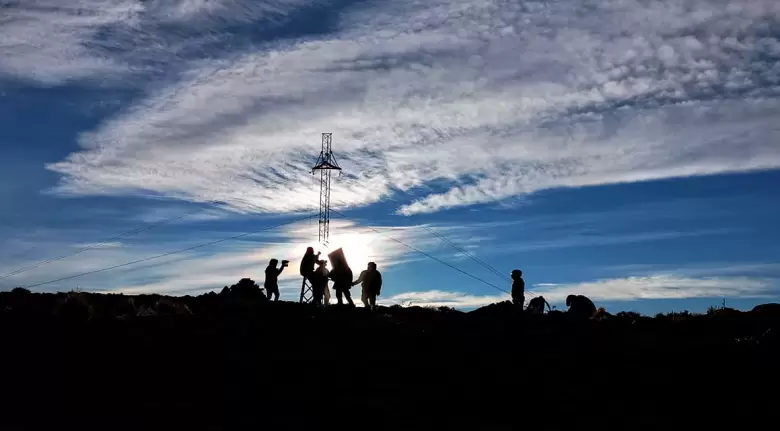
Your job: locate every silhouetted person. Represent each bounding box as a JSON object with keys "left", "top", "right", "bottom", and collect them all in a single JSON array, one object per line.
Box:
[
  {"left": 312, "top": 260, "right": 329, "bottom": 306},
  {"left": 511, "top": 269, "right": 525, "bottom": 308},
  {"left": 354, "top": 262, "right": 382, "bottom": 309},
  {"left": 329, "top": 264, "right": 354, "bottom": 306},
  {"left": 264, "top": 259, "right": 288, "bottom": 301},
  {"left": 566, "top": 294, "right": 597, "bottom": 318},
  {"left": 527, "top": 295, "right": 551, "bottom": 315},
  {"left": 300, "top": 247, "right": 321, "bottom": 287}
]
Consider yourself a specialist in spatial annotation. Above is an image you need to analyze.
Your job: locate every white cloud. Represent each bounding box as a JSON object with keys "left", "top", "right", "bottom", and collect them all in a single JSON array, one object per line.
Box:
[
  {"left": 380, "top": 290, "right": 509, "bottom": 309},
  {"left": 380, "top": 272, "right": 779, "bottom": 310},
  {"left": 0, "top": 0, "right": 318, "bottom": 85},
  {"left": 0, "top": 1, "right": 142, "bottom": 84},
  {"left": 5, "top": 0, "right": 779, "bottom": 214},
  {"left": 534, "top": 274, "right": 778, "bottom": 303},
  {"left": 127, "top": 205, "right": 234, "bottom": 223},
  {"left": 488, "top": 228, "right": 744, "bottom": 253},
  {"left": 71, "top": 241, "right": 125, "bottom": 249}
]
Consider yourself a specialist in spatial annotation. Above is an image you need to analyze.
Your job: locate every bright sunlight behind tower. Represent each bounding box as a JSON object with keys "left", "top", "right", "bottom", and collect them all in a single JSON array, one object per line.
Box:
[{"left": 291, "top": 230, "right": 376, "bottom": 276}]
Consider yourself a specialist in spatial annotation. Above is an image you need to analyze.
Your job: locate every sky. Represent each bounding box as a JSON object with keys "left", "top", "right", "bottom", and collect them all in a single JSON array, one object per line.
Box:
[{"left": 1, "top": 0, "right": 779, "bottom": 314}]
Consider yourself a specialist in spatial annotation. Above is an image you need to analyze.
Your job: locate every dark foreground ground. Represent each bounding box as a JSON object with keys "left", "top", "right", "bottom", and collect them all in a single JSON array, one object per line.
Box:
[{"left": 2, "top": 289, "right": 780, "bottom": 430}]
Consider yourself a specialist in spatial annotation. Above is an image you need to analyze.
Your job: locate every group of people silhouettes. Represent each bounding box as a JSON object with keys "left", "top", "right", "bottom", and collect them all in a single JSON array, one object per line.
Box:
[
  {"left": 266, "top": 255, "right": 593, "bottom": 316},
  {"left": 511, "top": 269, "right": 598, "bottom": 317},
  {"left": 290, "top": 247, "right": 383, "bottom": 309}
]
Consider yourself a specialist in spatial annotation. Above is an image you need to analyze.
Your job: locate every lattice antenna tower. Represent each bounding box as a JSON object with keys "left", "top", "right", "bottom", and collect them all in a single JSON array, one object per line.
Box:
[
  {"left": 311, "top": 132, "right": 342, "bottom": 247},
  {"left": 300, "top": 133, "right": 342, "bottom": 304}
]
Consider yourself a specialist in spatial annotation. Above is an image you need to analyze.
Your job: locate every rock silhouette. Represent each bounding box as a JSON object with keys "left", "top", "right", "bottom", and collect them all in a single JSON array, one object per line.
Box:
[{"left": 220, "top": 278, "right": 268, "bottom": 303}]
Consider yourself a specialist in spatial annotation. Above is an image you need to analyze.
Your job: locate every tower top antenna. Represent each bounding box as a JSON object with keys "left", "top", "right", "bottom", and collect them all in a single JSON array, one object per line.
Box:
[{"left": 311, "top": 132, "right": 341, "bottom": 247}]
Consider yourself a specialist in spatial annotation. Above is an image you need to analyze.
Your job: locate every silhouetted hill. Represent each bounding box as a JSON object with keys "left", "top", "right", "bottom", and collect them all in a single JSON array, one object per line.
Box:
[{"left": 1, "top": 288, "right": 779, "bottom": 430}]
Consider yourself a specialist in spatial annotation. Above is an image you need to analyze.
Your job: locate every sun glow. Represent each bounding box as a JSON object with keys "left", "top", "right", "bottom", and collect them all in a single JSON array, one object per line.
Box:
[
  {"left": 290, "top": 231, "right": 378, "bottom": 276},
  {"left": 323, "top": 232, "right": 378, "bottom": 275},
  {"left": 286, "top": 230, "right": 379, "bottom": 306}
]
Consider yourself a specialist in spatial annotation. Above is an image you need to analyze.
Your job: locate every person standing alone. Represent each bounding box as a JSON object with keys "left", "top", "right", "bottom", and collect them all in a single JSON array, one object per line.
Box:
[
  {"left": 265, "top": 259, "right": 288, "bottom": 301},
  {"left": 511, "top": 269, "right": 525, "bottom": 309},
  {"left": 353, "top": 262, "right": 382, "bottom": 310}
]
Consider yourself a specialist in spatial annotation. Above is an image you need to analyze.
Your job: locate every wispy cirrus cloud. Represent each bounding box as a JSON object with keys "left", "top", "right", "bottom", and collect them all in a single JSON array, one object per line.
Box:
[
  {"left": 495, "top": 227, "right": 745, "bottom": 253},
  {"left": 383, "top": 272, "right": 779, "bottom": 310},
  {"left": 380, "top": 290, "right": 509, "bottom": 309},
  {"left": 0, "top": 0, "right": 141, "bottom": 84},
  {"left": 534, "top": 274, "right": 778, "bottom": 303},
  {"left": 0, "top": 217, "right": 446, "bottom": 295},
  {"left": 4, "top": 0, "right": 778, "bottom": 215},
  {"left": 70, "top": 241, "right": 125, "bottom": 249},
  {"left": 0, "top": 0, "right": 320, "bottom": 85}
]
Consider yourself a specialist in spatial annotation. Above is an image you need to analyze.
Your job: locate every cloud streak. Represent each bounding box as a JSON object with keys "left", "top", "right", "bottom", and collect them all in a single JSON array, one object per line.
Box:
[
  {"left": 534, "top": 274, "right": 778, "bottom": 303},
  {"left": 4, "top": 0, "right": 778, "bottom": 215},
  {"left": 380, "top": 290, "right": 509, "bottom": 309},
  {"left": 0, "top": 0, "right": 322, "bottom": 85},
  {"left": 383, "top": 271, "right": 780, "bottom": 310},
  {"left": 0, "top": 217, "right": 449, "bottom": 297}
]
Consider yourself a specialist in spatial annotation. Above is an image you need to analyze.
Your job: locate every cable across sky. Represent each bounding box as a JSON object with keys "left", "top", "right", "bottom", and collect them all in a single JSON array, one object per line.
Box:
[
  {"left": 1, "top": 200, "right": 227, "bottom": 282},
  {"left": 14, "top": 204, "right": 524, "bottom": 302},
  {"left": 25, "top": 214, "right": 317, "bottom": 289},
  {"left": 331, "top": 210, "right": 511, "bottom": 296}
]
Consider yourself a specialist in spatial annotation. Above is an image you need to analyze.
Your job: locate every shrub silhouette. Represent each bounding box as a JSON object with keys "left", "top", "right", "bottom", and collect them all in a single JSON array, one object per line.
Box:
[
  {"left": 11, "top": 287, "right": 31, "bottom": 295},
  {"left": 218, "top": 278, "right": 268, "bottom": 310},
  {"left": 752, "top": 303, "right": 780, "bottom": 316},
  {"left": 157, "top": 297, "right": 193, "bottom": 316},
  {"left": 58, "top": 292, "right": 94, "bottom": 322}
]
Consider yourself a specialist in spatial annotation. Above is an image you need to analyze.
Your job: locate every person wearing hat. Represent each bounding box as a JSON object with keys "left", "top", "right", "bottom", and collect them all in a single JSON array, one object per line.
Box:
[{"left": 511, "top": 269, "right": 525, "bottom": 308}]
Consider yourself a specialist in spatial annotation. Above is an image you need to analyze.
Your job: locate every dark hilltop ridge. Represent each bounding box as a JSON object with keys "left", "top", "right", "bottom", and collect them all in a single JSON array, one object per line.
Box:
[{"left": 2, "top": 282, "right": 780, "bottom": 431}]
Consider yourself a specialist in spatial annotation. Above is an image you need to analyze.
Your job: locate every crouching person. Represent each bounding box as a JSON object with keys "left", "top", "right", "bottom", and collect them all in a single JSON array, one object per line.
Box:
[
  {"left": 526, "top": 296, "right": 551, "bottom": 315},
  {"left": 566, "top": 294, "right": 597, "bottom": 318}
]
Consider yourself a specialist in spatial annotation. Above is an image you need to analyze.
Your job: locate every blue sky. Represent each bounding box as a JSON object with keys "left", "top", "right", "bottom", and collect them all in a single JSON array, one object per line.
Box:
[{"left": 1, "top": 0, "right": 779, "bottom": 314}]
